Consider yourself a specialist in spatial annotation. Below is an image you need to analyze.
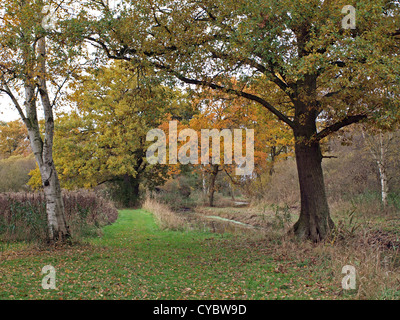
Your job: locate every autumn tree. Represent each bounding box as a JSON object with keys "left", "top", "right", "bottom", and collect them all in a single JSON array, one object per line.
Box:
[
  {"left": 251, "top": 80, "right": 294, "bottom": 177},
  {"left": 0, "top": 155, "right": 36, "bottom": 192},
  {"left": 188, "top": 82, "right": 293, "bottom": 206},
  {"left": 189, "top": 88, "right": 244, "bottom": 207},
  {"left": 0, "top": 120, "right": 31, "bottom": 159},
  {"left": 83, "top": 0, "right": 400, "bottom": 241},
  {"left": 29, "top": 61, "right": 193, "bottom": 207}
]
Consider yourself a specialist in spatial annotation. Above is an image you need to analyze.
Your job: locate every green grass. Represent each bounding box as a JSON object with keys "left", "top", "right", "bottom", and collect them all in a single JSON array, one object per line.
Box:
[{"left": 0, "top": 209, "right": 339, "bottom": 300}]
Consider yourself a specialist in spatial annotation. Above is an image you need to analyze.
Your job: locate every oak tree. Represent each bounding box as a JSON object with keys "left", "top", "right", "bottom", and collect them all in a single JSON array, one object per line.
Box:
[
  {"left": 30, "top": 61, "right": 192, "bottom": 207},
  {"left": 83, "top": 0, "right": 400, "bottom": 240}
]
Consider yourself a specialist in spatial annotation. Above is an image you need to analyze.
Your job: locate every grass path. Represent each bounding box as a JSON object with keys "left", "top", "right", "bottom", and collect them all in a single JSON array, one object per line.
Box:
[{"left": 0, "top": 209, "right": 339, "bottom": 299}]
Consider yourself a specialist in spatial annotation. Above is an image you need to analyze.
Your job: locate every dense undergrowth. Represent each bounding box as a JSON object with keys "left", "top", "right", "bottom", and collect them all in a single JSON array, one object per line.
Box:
[{"left": 0, "top": 191, "right": 118, "bottom": 243}]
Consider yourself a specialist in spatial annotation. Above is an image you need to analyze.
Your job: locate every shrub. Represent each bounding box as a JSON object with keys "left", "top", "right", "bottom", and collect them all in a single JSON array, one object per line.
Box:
[
  {"left": 0, "top": 190, "right": 118, "bottom": 243},
  {"left": 152, "top": 176, "right": 196, "bottom": 211}
]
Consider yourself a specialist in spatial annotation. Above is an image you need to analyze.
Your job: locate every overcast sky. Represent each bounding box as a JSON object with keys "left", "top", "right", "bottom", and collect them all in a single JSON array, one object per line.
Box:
[{"left": 0, "top": 95, "right": 21, "bottom": 122}]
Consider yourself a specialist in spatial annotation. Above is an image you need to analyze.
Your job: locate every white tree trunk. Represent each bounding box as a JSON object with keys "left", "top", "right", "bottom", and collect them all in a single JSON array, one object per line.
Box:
[
  {"left": 377, "top": 133, "right": 389, "bottom": 207},
  {"left": 363, "top": 130, "right": 392, "bottom": 207},
  {"left": 38, "top": 37, "right": 70, "bottom": 242},
  {"left": 202, "top": 168, "right": 207, "bottom": 195},
  {"left": 0, "top": 3, "right": 70, "bottom": 243},
  {"left": 378, "top": 161, "right": 388, "bottom": 207},
  {"left": 22, "top": 37, "right": 70, "bottom": 243}
]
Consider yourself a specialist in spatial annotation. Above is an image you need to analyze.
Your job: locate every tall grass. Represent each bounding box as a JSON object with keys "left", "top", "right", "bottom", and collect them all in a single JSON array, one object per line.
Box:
[
  {"left": 142, "top": 195, "right": 187, "bottom": 231},
  {"left": 0, "top": 190, "right": 118, "bottom": 243},
  {"left": 264, "top": 232, "right": 400, "bottom": 299}
]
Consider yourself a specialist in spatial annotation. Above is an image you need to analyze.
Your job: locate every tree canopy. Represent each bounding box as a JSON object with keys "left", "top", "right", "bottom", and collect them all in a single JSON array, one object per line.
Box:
[
  {"left": 80, "top": 0, "right": 400, "bottom": 240},
  {"left": 29, "top": 61, "right": 195, "bottom": 206}
]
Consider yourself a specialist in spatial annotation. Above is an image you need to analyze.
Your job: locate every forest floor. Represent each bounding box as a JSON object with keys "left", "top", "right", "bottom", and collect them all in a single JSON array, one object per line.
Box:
[{"left": 0, "top": 209, "right": 353, "bottom": 300}]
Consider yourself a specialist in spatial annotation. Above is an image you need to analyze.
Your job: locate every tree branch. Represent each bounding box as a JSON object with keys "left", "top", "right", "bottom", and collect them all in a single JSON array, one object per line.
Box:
[
  {"left": 153, "top": 62, "right": 295, "bottom": 128},
  {"left": 224, "top": 168, "right": 240, "bottom": 185},
  {"left": 0, "top": 75, "right": 27, "bottom": 121},
  {"left": 316, "top": 114, "right": 367, "bottom": 141}
]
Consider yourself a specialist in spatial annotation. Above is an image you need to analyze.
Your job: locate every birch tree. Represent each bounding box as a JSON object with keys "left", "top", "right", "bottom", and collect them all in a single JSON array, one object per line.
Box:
[
  {"left": 362, "top": 129, "right": 394, "bottom": 207},
  {"left": 0, "top": 0, "right": 82, "bottom": 243}
]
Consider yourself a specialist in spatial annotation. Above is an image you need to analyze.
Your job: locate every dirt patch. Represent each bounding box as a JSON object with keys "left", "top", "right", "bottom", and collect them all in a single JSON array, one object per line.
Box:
[{"left": 193, "top": 207, "right": 276, "bottom": 229}]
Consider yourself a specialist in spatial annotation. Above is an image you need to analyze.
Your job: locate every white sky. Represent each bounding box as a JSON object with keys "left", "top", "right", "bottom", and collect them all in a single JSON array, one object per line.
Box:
[{"left": 0, "top": 94, "right": 21, "bottom": 122}]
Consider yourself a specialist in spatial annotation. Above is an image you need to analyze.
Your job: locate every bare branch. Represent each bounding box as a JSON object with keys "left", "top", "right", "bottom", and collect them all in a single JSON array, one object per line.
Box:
[{"left": 0, "top": 75, "right": 26, "bottom": 121}]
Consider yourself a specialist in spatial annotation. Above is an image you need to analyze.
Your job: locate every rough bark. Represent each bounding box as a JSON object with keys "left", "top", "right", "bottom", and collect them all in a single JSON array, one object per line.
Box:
[
  {"left": 291, "top": 74, "right": 335, "bottom": 241},
  {"left": 292, "top": 136, "right": 334, "bottom": 241},
  {"left": 229, "top": 182, "right": 235, "bottom": 201},
  {"left": 41, "top": 161, "right": 70, "bottom": 242}
]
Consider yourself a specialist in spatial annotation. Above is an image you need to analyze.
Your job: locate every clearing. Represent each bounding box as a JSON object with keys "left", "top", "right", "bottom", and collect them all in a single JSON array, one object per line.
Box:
[{"left": 0, "top": 209, "right": 344, "bottom": 299}]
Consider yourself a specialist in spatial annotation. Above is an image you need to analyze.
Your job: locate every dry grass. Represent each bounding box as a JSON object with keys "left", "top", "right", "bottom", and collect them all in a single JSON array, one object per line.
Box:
[
  {"left": 193, "top": 198, "right": 400, "bottom": 299},
  {"left": 246, "top": 213, "right": 400, "bottom": 299},
  {"left": 230, "top": 225, "right": 400, "bottom": 299},
  {"left": 145, "top": 190, "right": 400, "bottom": 299},
  {"left": 142, "top": 195, "right": 187, "bottom": 231}
]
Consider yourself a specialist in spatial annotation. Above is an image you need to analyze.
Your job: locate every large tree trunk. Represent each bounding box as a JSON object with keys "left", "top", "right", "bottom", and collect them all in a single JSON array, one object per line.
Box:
[
  {"left": 293, "top": 134, "right": 334, "bottom": 241},
  {"left": 289, "top": 70, "right": 335, "bottom": 241},
  {"left": 121, "top": 174, "right": 140, "bottom": 207},
  {"left": 25, "top": 98, "right": 70, "bottom": 243},
  {"left": 41, "top": 160, "right": 70, "bottom": 242}
]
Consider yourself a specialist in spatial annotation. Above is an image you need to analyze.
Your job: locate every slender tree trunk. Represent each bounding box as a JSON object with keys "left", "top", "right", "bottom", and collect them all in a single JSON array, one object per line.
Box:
[
  {"left": 269, "top": 146, "right": 276, "bottom": 176},
  {"left": 209, "top": 164, "right": 219, "bottom": 207},
  {"left": 362, "top": 130, "right": 391, "bottom": 207},
  {"left": 132, "top": 179, "right": 140, "bottom": 206},
  {"left": 25, "top": 92, "right": 70, "bottom": 242},
  {"left": 378, "top": 162, "right": 388, "bottom": 207},
  {"left": 36, "top": 37, "right": 70, "bottom": 243},
  {"left": 229, "top": 182, "right": 235, "bottom": 201},
  {"left": 202, "top": 169, "right": 207, "bottom": 196},
  {"left": 377, "top": 133, "right": 389, "bottom": 207}
]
